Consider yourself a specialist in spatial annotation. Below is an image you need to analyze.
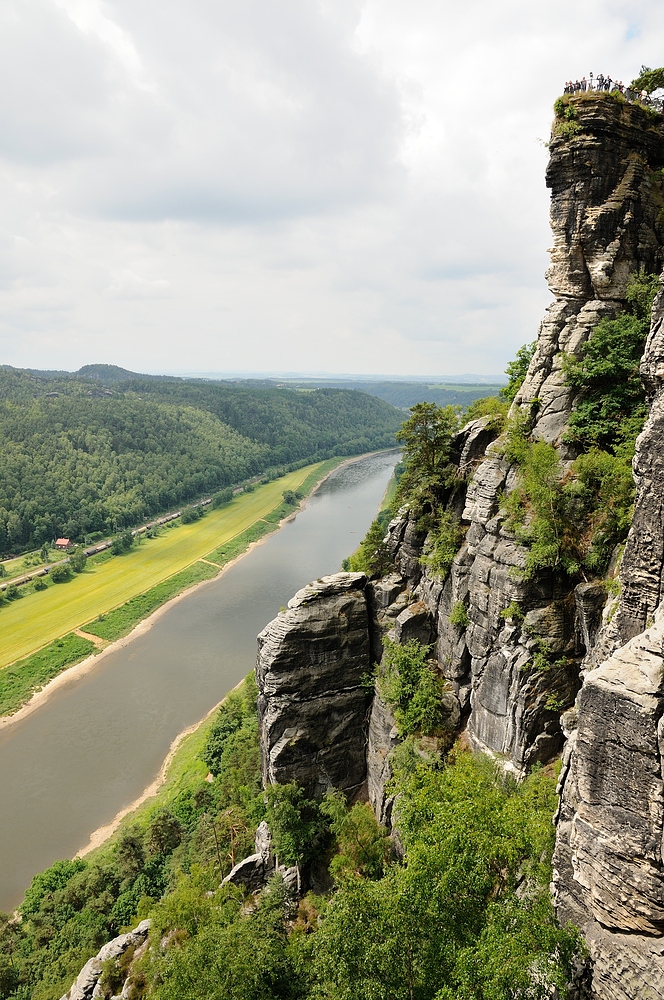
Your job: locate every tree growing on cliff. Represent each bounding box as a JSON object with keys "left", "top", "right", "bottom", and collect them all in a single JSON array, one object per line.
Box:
[
  {"left": 394, "top": 402, "right": 461, "bottom": 512},
  {"left": 563, "top": 272, "right": 659, "bottom": 454},
  {"left": 501, "top": 341, "right": 536, "bottom": 403},
  {"left": 344, "top": 510, "right": 392, "bottom": 577},
  {"left": 631, "top": 65, "right": 664, "bottom": 94}
]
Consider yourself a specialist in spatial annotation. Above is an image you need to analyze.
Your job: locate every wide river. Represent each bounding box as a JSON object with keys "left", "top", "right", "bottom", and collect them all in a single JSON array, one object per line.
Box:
[{"left": 0, "top": 451, "right": 399, "bottom": 910}]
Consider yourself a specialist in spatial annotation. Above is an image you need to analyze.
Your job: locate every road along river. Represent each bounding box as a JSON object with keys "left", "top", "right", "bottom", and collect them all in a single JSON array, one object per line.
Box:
[{"left": 0, "top": 450, "right": 399, "bottom": 910}]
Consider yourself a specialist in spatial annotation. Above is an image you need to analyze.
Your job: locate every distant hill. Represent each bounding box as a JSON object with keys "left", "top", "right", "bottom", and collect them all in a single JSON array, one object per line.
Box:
[
  {"left": 10, "top": 365, "right": 504, "bottom": 411},
  {"left": 20, "top": 363, "right": 152, "bottom": 383},
  {"left": 270, "top": 379, "right": 504, "bottom": 410},
  {"left": 75, "top": 364, "right": 148, "bottom": 383}
]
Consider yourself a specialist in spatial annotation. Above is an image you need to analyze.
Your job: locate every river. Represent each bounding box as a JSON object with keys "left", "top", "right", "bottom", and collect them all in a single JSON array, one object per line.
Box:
[{"left": 0, "top": 451, "right": 399, "bottom": 910}]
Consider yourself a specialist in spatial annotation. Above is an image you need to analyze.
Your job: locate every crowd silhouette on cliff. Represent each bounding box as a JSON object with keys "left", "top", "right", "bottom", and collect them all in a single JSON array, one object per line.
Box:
[{"left": 564, "top": 73, "right": 662, "bottom": 109}]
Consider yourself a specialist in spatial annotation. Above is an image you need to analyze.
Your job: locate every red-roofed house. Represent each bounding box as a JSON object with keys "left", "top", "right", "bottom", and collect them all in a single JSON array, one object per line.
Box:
[{"left": 55, "top": 538, "right": 73, "bottom": 550}]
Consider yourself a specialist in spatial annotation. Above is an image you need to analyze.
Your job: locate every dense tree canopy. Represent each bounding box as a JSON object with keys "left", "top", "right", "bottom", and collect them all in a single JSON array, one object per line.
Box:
[{"left": 0, "top": 368, "right": 400, "bottom": 553}]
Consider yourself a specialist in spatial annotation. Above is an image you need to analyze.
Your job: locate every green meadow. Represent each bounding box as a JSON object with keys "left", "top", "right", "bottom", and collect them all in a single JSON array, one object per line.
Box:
[{"left": 0, "top": 461, "right": 335, "bottom": 670}]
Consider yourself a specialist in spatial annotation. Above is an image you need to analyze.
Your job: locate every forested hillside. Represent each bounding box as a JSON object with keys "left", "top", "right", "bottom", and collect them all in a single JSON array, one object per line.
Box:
[{"left": 0, "top": 367, "right": 400, "bottom": 553}]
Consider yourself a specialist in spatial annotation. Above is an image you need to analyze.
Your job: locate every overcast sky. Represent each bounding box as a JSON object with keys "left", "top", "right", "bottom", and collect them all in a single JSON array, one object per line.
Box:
[{"left": 0, "top": 0, "right": 662, "bottom": 378}]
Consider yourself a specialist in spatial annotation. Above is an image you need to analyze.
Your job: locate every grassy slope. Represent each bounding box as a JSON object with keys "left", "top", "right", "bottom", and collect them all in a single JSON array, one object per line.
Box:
[{"left": 0, "top": 464, "right": 323, "bottom": 669}]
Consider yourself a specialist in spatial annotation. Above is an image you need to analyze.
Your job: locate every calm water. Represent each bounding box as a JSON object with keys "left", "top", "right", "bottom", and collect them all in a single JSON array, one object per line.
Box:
[{"left": 0, "top": 451, "right": 399, "bottom": 909}]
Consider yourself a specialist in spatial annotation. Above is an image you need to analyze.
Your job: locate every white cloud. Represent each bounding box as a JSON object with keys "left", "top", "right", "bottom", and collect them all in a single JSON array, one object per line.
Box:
[{"left": 0, "top": 0, "right": 663, "bottom": 376}]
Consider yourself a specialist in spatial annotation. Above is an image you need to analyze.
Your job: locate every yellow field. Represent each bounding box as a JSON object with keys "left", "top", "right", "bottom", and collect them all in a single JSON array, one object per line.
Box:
[{"left": 0, "top": 465, "right": 319, "bottom": 669}]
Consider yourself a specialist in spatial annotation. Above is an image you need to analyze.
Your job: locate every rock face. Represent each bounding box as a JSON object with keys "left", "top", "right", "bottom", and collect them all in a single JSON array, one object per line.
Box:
[
  {"left": 552, "top": 280, "right": 664, "bottom": 999},
  {"left": 59, "top": 920, "right": 150, "bottom": 1000},
  {"left": 598, "top": 283, "right": 664, "bottom": 649},
  {"left": 553, "top": 613, "right": 664, "bottom": 998},
  {"left": 517, "top": 97, "right": 664, "bottom": 452},
  {"left": 222, "top": 821, "right": 276, "bottom": 892},
  {"left": 366, "top": 689, "right": 399, "bottom": 827},
  {"left": 256, "top": 573, "right": 373, "bottom": 799},
  {"left": 252, "top": 98, "right": 664, "bottom": 999},
  {"left": 388, "top": 97, "right": 664, "bottom": 776}
]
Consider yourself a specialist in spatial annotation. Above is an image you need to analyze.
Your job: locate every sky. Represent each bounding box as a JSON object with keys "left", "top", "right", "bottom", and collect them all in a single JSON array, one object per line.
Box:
[{"left": 0, "top": 0, "right": 662, "bottom": 379}]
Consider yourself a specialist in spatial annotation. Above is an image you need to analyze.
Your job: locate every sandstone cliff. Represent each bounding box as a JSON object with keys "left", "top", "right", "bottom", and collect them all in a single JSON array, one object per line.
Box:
[
  {"left": 254, "top": 95, "right": 664, "bottom": 1000},
  {"left": 552, "top": 281, "right": 664, "bottom": 999},
  {"left": 256, "top": 572, "right": 373, "bottom": 800}
]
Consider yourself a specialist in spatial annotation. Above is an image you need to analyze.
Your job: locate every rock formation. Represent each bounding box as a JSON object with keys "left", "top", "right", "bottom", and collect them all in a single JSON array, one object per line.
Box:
[
  {"left": 552, "top": 279, "right": 664, "bottom": 998},
  {"left": 59, "top": 919, "right": 150, "bottom": 1000},
  {"left": 254, "top": 95, "right": 664, "bottom": 1000},
  {"left": 386, "top": 95, "right": 664, "bottom": 776},
  {"left": 256, "top": 573, "right": 373, "bottom": 800}
]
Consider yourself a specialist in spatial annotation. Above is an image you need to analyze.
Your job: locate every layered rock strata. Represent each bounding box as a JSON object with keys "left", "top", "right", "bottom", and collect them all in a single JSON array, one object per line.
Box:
[
  {"left": 552, "top": 280, "right": 664, "bottom": 998},
  {"left": 253, "top": 98, "right": 664, "bottom": 998},
  {"left": 385, "top": 96, "right": 664, "bottom": 775},
  {"left": 256, "top": 573, "right": 373, "bottom": 800},
  {"left": 553, "top": 612, "right": 664, "bottom": 998}
]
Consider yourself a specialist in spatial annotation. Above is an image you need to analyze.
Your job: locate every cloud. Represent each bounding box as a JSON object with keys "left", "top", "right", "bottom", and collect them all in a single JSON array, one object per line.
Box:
[{"left": 1, "top": 0, "right": 663, "bottom": 376}]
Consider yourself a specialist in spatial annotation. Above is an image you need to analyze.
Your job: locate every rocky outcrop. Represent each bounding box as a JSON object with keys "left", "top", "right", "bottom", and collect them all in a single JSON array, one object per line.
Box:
[
  {"left": 551, "top": 273, "right": 664, "bottom": 998},
  {"left": 256, "top": 573, "right": 373, "bottom": 800},
  {"left": 517, "top": 97, "right": 664, "bottom": 451},
  {"left": 594, "top": 283, "right": 664, "bottom": 652},
  {"left": 222, "top": 821, "right": 275, "bottom": 892},
  {"left": 59, "top": 919, "right": 150, "bottom": 1000},
  {"left": 366, "top": 689, "right": 399, "bottom": 827},
  {"left": 392, "top": 97, "right": 664, "bottom": 775},
  {"left": 252, "top": 97, "right": 664, "bottom": 1000},
  {"left": 553, "top": 612, "right": 664, "bottom": 998}
]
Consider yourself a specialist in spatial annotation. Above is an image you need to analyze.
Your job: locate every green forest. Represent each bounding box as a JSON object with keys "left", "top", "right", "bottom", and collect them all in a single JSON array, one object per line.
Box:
[
  {"left": 0, "top": 675, "right": 575, "bottom": 1000},
  {"left": 0, "top": 368, "right": 401, "bottom": 553}
]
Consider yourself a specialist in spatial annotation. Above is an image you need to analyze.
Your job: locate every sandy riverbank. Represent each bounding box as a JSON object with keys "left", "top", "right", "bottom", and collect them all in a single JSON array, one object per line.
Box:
[
  {"left": 74, "top": 675, "right": 247, "bottom": 858},
  {"left": 0, "top": 451, "right": 390, "bottom": 737}
]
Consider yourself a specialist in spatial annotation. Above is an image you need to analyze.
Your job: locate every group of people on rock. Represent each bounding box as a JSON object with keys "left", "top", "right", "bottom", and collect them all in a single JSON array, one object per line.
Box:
[
  {"left": 564, "top": 74, "right": 624, "bottom": 94},
  {"left": 563, "top": 74, "right": 656, "bottom": 106}
]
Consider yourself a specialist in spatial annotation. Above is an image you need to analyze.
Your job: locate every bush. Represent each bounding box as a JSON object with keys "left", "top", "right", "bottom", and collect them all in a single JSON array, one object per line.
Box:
[
  {"left": 321, "top": 790, "right": 389, "bottom": 880},
  {"left": 500, "top": 601, "right": 523, "bottom": 621},
  {"left": 21, "top": 858, "right": 87, "bottom": 917},
  {"left": 345, "top": 510, "right": 393, "bottom": 577},
  {"left": 563, "top": 272, "right": 659, "bottom": 454},
  {"left": 263, "top": 782, "right": 328, "bottom": 868},
  {"left": 282, "top": 490, "right": 302, "bottom": 506},
  {"left": 4, "top": 583, "right": 19, "bottom": 600},
  {"left": 111, "top": 531, "right": 134, "bottom": 555},
  {"left": 394, "top": 403, "right": 461, "bottom": 511},
  {"left": 379, "top": 638, "right": 446, "bottom": 737},
  {"left": 449, "top": 601, "right": 469, "bottom": 628},
  {"left": 501, "top": 341, "right": 536, "bottom": 403},
  {"left": 212, "top": 487, "right": 234, "bottom": 508},
  {"left": 70, "top": 547, "right": 88, "bottom": 573},
  {"left": 420, "top": 512, "right": 465, "bottom": 580},
  {"left": 502, "top": 439, "right": 574, "bottom": 576},
  {"left": 464, "top": 395, "right": 509, "bottom": 433},
  {"left": 33, "top": 576, "right": 47, "bottom": 591},
  {"left": 49, "top": 564, "right": 71, "bottom": 583}
]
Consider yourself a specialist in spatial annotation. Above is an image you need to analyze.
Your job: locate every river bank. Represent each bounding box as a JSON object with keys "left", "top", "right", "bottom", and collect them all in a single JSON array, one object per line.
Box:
[
  {"left": 72, "top": 450, "right": 400, "bottom": 861},
  {"left": 0, "top": 452, "right": 390, "bottom": 733},
  {"left": 0, "top": 449, "right": 400, "bottom": 912}
]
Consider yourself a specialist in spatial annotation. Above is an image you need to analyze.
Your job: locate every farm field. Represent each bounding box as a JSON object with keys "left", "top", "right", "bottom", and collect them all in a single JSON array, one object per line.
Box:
[{"left": 0, "top": 464, "right": 322, "bottom": 669}]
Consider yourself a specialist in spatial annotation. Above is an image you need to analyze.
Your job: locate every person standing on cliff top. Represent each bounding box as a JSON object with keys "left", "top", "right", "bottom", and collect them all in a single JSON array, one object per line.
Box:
[
  {"left": 589, "top": 72, "right": 594, "bottom": 89},
  {"left": 581, "top": 76, "right": 587, "bottom": 91}
]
